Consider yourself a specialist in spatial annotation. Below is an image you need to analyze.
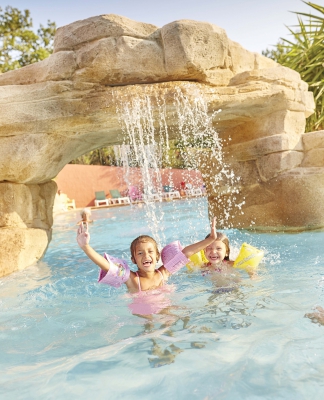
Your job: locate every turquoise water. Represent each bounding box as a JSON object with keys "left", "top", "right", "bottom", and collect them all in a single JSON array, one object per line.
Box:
[{"left": 1, "top": 198, "right": 324, "bottom": 400}]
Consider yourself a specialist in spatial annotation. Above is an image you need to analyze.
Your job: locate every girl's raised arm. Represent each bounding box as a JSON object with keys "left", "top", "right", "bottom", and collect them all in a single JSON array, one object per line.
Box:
[
  {"left": 77, "top": 222, "right": 110, "bottom": 272},
  {"left": 182, "top": 217, "right": 217, "bottom": 257}
]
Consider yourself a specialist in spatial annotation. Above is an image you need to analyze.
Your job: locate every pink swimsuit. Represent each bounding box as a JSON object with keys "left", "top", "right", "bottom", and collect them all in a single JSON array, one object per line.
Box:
[
  {"left": 135, "top": 270, "right": 164, "bottom": 291},
  {"left": 128, "top": 270, "right": 172, "bottom": 316}
]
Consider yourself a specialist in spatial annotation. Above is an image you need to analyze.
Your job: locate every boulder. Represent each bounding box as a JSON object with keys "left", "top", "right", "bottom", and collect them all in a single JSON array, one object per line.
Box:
[{"left": 0, "top": 181, "right": 56, "bottom": 276}]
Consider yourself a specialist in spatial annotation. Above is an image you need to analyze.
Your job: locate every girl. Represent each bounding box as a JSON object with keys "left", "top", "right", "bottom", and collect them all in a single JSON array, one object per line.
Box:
[
  {"left": 76, "top": 217, "right": 217, "bottom": 294},
  {"left": 201, "top": 232, "right": 241, "bottom": 285},
  {"left": 202, "top": 231, "right": 256, "bottom": 281}
]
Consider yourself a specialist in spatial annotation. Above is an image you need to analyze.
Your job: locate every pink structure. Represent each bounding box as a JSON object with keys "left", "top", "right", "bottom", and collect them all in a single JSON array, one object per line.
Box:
[{"left": 54, "top": 164, "right": 204, "bottom": 208}]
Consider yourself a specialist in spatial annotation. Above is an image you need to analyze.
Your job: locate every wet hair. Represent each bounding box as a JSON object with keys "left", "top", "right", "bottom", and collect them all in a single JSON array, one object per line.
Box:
[
  {"left": 130, "top": 235, "right": 160, "bottom": 263},
  {"left": 205, "top": 232, "right": 230, "bottom": 261}
]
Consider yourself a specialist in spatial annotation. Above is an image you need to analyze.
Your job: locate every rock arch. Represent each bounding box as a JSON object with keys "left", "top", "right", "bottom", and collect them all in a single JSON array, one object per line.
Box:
[{"left": 1, "top": 14, "right": 323, "bottom": 277}]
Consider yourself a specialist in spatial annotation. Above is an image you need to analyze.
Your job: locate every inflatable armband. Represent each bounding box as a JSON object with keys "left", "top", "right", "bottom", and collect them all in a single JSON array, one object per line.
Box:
[
  {"left": 186, "top": 250, "right": 208, "bottom": 271},
  {"left": 161, "top": 241, "right": 189, "bottom": 274},
  {"left": 98, "top": 253, "right": 131, "bottom": 287},
  {"left": 233, "top": 243, "right": 264, "bottom": 271}
]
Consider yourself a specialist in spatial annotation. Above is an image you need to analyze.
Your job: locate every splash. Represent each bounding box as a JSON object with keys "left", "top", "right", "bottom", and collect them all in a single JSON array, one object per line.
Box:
[{"left": 113, "top": 83, "right": 243, "bottom": 244}]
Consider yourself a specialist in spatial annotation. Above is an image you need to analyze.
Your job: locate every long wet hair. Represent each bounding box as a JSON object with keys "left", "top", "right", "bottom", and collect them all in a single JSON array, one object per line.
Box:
[
  {"left": 205, "top": 232, "right": 230, "bottom": 261},
  {"left": 130, "top": 235, "right": 160, "bottom": 263}
]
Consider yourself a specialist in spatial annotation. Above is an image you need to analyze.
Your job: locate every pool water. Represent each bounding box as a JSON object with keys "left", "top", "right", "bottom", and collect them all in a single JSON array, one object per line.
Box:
[{"left": 1, "top": 198, "right": 324, "bottom": 400}]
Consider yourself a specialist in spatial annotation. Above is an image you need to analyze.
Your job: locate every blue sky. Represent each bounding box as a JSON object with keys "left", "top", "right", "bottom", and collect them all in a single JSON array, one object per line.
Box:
[{"left": 6, "top": 0, "right": 315, "bottom": 53}]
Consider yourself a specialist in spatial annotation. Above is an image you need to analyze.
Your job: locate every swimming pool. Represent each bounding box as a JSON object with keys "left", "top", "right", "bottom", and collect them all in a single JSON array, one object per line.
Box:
[{"left": 1, "top": 198, "right": 324, "bottom": 399}]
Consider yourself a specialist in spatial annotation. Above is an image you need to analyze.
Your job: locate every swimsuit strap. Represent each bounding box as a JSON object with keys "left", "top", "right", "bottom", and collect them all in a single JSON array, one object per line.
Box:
[
  {"left": 135, "top": 271, "right": 142, "bottom": 292},
  {"left": 135, "top": 270, "right": 164, "bottom": 292},
  {"left": 157, "top": 269, "right": 164, "bottom": 286}
]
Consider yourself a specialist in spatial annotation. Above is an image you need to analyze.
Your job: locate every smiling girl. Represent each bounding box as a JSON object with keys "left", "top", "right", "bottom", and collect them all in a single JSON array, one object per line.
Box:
[{"left": 76, "top": 217, "right": 217, "bottom": 293}]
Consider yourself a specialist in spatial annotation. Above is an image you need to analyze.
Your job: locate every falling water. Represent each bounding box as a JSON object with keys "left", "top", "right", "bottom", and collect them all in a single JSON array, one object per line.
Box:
[{"left": 113, "top": 83, "right": 243, "bottom": 245}]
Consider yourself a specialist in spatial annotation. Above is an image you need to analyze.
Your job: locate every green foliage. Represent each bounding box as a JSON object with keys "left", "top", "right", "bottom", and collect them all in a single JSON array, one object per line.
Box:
[
  {"left": 0, "top": 6, "right": 56, "bottom": 72},
  {"left": 70, "top": 147, "right": 118, "bottom": 166},
  {"left": 262, "top": 1, "right": 324, "bottom": 132},
  {"left": 262, "top": 40, "right": 290, "bottom": 65},
  {"left": 70, "top": 142, "right": 189, "bottom": 169},
  {"left": 161, "top": 140, "right": 187, "bottom": 169}
]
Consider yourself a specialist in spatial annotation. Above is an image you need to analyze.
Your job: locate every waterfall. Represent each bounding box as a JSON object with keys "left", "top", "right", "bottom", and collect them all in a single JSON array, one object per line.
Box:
[{"left": 113, "top": 83, "right": 243, "bottom": 245}]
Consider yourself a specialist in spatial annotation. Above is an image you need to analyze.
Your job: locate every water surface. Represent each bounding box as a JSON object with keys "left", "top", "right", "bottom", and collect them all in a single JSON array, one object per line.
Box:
[{"left": 1, "top": 198, "right": 324, "bottom": 400}]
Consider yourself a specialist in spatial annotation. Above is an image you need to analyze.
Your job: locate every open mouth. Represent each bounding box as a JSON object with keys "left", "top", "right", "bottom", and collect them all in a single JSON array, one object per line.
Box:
[
  {"left": 209, "top": 256, "right": 220, "bottom": 262},
  {"left": 143, "top": 261, "right": 152, "bottom": 267}
]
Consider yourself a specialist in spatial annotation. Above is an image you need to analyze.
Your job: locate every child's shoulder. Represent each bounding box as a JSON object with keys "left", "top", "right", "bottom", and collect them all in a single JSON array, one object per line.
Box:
[{"left": 157, "top": 265, "right": 170, "bottom": 279}]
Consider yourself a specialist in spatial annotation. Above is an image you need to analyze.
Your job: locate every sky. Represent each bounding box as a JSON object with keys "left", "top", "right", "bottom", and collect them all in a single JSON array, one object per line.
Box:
[{"left": 5, "top": 0, "right": 318, "bottom": 54}]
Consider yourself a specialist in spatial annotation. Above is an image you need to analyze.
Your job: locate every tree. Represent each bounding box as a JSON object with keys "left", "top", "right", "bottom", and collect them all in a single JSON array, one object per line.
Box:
[
  {"left": 70, "top": 147, "right": 119, "bottom": 167},
  {"left": 0, "top": 6, "right": 56, "bottom": 73},
  {"left": 262, "top": 2, "right": 324, "bottom": 132}
]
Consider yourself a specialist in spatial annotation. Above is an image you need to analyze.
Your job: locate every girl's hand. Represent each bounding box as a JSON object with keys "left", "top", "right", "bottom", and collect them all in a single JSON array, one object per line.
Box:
[
  {"left": 210, "top": 217, "right": 217, "bottom": 240},
  {"left": 77, "top": 222, "right": 90, "bottom": 248}
]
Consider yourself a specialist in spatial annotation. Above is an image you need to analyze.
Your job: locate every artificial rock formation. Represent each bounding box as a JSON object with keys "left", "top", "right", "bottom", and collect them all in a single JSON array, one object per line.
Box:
[{"left": 0, "top": 14, "right": 322, "bottom": 277}]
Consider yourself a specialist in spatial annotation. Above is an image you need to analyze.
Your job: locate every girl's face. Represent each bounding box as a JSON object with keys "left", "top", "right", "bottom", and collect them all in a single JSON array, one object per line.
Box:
[
  {"left": 133, "top": 241, "right": 158, "bottom": 272},
  {"left": 204, "top": 240, "right": 227, "bottom": 265}
]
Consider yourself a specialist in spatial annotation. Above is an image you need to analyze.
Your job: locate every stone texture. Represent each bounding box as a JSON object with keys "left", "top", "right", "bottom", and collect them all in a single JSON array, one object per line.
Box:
[
  {"left": 0, "top": 181, "right": 56, "bottom": 277},
  {"left": 218, "top": 110, "right": 306, "bottom": 146},
  {"left": 0, "top": 13, "right": 320, "bottom": 276},
  {"left": 275, "top": 167, "right": 324, "bottom": 229},
  {"left": 0, "top": 15, "right": 279, "bottom": 88},
  {"left": 161, "top": 20, "right": 232, "bottom": 85},
  {"left": 0, "top": 181, "right": 56, "bottom": 229},
  {"left": 302, "top": 149, "right": 324, "bottom": 167},
  {"left": 224, "top": 133, "right": 303, "bottom": 162},
  {"left": 256, "top": 151, "right": 304, "bottom": 182},
  {"left": 229, "top": 66, "right": 305, "bottom": 89},
  {"left": 301, "top": 130, "right": 324, "bottom": 167},
  {"left": 0, "top": 181, "right": 57, "bottom": 230},
  {"left": 0, "top": 78, "right": 312, "bottom": 184},
  {"left": 0, "top": 51, "right": 77, "bottom": 85},
  {"left": 207, "top": 167, "right": 324, "bottom": 231},
  {"left": 0, "top": 228, "right": 52, "bottom": 277},
  {"left": 53, "top": 14, "right": 159, "bottom": 52},
  {"left": 303, "top": 130, "right": 324, "bottom": 151},
  {"left": 74, "top": 36, "right": 166, "bottom": 85}
]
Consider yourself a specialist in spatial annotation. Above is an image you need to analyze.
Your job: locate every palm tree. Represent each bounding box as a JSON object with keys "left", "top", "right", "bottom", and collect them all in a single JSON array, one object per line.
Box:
[{"left": 263, "top": 2, "right": 324, "bottom": 131}]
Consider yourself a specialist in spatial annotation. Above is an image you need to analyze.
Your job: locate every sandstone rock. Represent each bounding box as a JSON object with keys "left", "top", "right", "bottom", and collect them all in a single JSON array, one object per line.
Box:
[
  {"left": 0, "top": 15, "right": 283, "bottom": 89},
  {"left": 53, "top": 14, "right": 159, "bottom": 52},
  {"left": 256, "top": 150, "right": 304, "bottom": 181},
  {"left": 276, "top": 167, "right": 324, "bottom": 229},
  {"left": 0, "top": 228, "right": 52, "bottom": 277},
  {"left": 0, "top": 181, "right": 56, "bottom": 277},
  {"left": 0, "top": 51, "right": 77, "bottom": 86},
  {"left": 0, "top": 78, "right": 312, "bottom": 184},
  {"left": 303, "top": 130, "right": 324, "bottom": 151},
  {"left": 227, "top": 41, "right": 255, "bottom": 75},
  {"left": 0, "top": 181, "right": 56, "bottom": 229},
  {"left": 161, "top": 20, "right": 230, "bottom": 84},
  {"left": 302, "top": 149, "right": 324, "bottom": 167},
  {"left": 207, "top": 167, "right": 324, "bottom": 230},
  {"left": 229, "top": 66, "right": 302, "bottom": 89},
  {"left": 74, "top": 36, "right": 166, "bottom": 85},
  {"left": 224, "top": 133, "right": 303, "bottom": 162},
  {"left": 301, "top": 130, "right": 324, "bottom": 167}
]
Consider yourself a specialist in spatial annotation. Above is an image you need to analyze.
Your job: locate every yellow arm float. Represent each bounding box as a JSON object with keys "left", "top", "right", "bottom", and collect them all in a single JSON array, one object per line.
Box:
[
  {"left": 186, "top": 250, "right": 208, "bottom": 271},
  {"left": 233, "top": 243, "right": 264, "bottom": 271}
]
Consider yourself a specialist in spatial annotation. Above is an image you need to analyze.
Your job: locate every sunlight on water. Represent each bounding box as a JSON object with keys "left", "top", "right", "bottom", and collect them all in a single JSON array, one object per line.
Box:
[{"left": 1, "top": 199, "right": 324, "bottom": 400}]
